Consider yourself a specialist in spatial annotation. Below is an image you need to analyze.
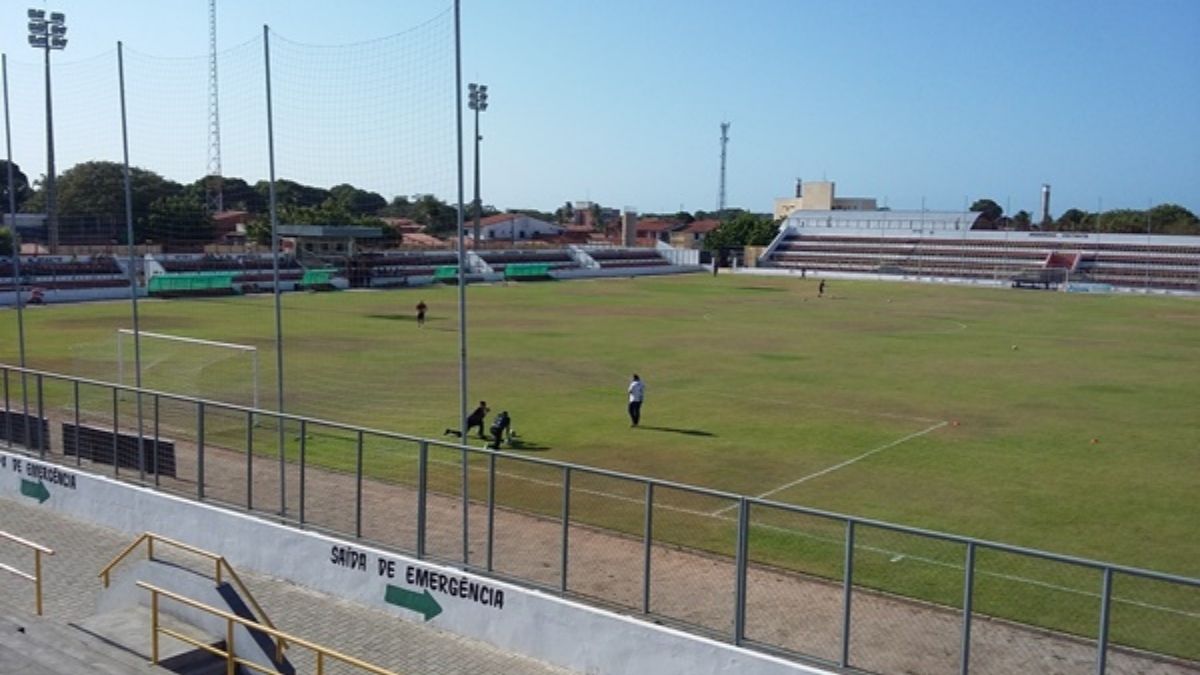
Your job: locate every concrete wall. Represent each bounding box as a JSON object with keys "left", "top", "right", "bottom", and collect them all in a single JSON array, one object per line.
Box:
[{"left": 0, "top": 450, "right": 828, "bottom": 675}]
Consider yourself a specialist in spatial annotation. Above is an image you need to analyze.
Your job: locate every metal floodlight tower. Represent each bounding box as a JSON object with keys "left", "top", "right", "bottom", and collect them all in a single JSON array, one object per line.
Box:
[
  {"left": 717, "top": 121, "right": 730, "bottom": 215},
  {"left": 28, "top": 8, "right": 67, "bottom": 254},
  {"left": 468, "top": 83, "right": 488, "bottom": 246}
]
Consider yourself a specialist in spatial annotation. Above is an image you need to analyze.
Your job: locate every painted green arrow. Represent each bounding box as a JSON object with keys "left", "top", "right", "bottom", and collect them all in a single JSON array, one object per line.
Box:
[
  {"left": 384, "top": 585, "right": 442, "bottom": 621},
  {"left": 20, "top": 479, "right": 50, "bottom": 504}
]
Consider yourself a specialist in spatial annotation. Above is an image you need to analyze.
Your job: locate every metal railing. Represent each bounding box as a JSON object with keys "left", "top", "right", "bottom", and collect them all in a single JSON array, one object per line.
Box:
[
  {"left": 137, "top": 582, "right": 397, "bottom": 675},
  {"left": 99, "top": 532, "right": 286, "bottom": 661},
  {"left": 0, "top": 530, "right": 54, "bottom": 615},
  {"left": 3, "top": 363, "right": 1198, "bottom": 674}
]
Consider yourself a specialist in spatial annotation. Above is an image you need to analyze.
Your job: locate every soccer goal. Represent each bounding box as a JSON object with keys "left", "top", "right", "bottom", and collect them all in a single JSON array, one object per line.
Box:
[{"left": 116, "top": 329, "right": 260, "bottom": 410}]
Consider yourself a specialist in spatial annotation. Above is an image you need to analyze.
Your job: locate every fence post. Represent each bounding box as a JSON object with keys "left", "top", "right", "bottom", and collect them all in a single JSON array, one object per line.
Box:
[
  {"left": 35, "top": 373, "right": 44, "bottom": 456},
  {"left": 197, "top": 402, "right": 205, "bottom": 501},
  {"left": 417, "top": 441, "right": 428, "bottom": 559},
  {"left": 733, "top": 497, "right": 749, "bottom": 645},
  {"left": 73, "top": 380, "right": 80, "bottom": 465},
  {"left": 34, "top": 549, "right": 43, "bottom": 616},
  {"left": 152, "top": 394, "right": 160, "bottom": 486},
  {"left": 299, "top": 420, "right": 307, "bottom": 525},
  {"left": 111, "top": 387, "right": 119, "bottom": 476},
  {"left": 642, "top": 482, "right": 654, "bottom": 614},
  {"left": 3, "top": 367, "right": 9, "bottom": 448},
  {"left": 356, "top": 430, "right": 364, "bottom": 538},
  {"left": 960, "top": 542, "right": 976, "bottom": 675},
  {"left": 841, "top": 520, "right": 856, "bottom": 668},
  {"left": 246, "top": 411, "right": 254, "bottom": 510},
  {"left": 2, "top": 368, "right": 9, "bottom": 449},
  {"left": 1096, "top": 568, "right": 1113, "bottom": 675},
  {"left": 560, "top": 467, "right": 571, "bottom": 595},
  {"left": 486, "top": 452, "right": 496, "bottom": 572}
]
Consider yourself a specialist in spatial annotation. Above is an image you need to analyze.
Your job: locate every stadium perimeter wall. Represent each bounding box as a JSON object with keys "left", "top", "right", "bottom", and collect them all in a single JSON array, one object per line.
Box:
[{"left": 0, "top": 449, "right": 828, "bottom": 675}]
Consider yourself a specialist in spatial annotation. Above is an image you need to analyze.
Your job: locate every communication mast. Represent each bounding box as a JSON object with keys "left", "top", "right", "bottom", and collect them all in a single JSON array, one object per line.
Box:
[
  {"left": 717, "top": 121, "right": 730, "bottom": 214},
  {"left": 206, "top": 0, "right": 224, "bottom": 212}
]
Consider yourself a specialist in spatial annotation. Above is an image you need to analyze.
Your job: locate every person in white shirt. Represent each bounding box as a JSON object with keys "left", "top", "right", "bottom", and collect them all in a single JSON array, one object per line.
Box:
[{"left": 627, "top": 374, "right": 645, "bottom": 427}]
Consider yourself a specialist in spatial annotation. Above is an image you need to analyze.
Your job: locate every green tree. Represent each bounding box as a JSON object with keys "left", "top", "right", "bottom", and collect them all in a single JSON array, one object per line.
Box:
[
  {"left": 256, "top": 179, "right": 329, "bottom": 209},
  {"left": 329, "top": 184, "right": 387, "bottom": 216},
  {"left": 1011, "top": 210, "right": 1033, "bottom": 230},
  {"left": 379, "top": 195, "right": 414, "bottom": 219},
  {"left": 969, "top": 198, "right": 1003, "bottom": 227},
  {"left": 145, "top": 193, "right": 213, "bottom": 247},
  {"left": 0, "top": 160, "right": 32, "bottom": 211},
  {"left": 412, "top": 194, "right": 457, "bottom": 235},
  {"left": 703, "top": 213, "right": 777, "bottom": 250},
  {"left": 0, "top": 228, "right": 12, "bottom": 256}
]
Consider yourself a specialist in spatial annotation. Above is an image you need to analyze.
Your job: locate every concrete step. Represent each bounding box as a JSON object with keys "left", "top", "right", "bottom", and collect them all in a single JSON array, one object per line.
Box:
[
  {"left": 77, "top": 606, "right": 229, "bottom": 675},
  {"left": 0, "top": 612, "right": 160, "bottom": 675}
]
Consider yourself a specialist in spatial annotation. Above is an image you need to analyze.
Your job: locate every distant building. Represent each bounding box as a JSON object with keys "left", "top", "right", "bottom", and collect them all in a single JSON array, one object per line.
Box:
[
  {"left": 670, "top": 219, "right": 721, "bottom": 248},
  {"left": 774, "top": 180, "right": 877, "bottom": 220},
  {"left": 635, "top": 218, "right": 688, "bottom": 244},
  {"left": 479, "top": 213, "right": 564, "bottom": 241}
]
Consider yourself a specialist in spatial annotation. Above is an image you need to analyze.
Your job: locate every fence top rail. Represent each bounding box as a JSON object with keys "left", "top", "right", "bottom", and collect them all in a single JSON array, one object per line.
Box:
[
  {"left": 135, "top": 582, "right": 397, "bottom": 675},
  {"left": 0, "top": 530, "right": 55, "bottom": 555},
  {"left": 5, "top": 363, "right": 1199, "bottom": 591}
]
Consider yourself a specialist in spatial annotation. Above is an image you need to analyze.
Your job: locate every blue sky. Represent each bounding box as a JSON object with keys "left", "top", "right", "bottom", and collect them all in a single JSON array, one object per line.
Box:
[{"left": 2, "top": 0, "right": 1198, "bottom": 217}]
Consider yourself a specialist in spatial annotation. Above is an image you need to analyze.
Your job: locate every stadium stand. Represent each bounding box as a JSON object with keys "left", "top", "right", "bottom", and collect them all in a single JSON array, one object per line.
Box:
[
  {"left": 586, "top": 248, "right": 671, "bottom": 269},
  {"left": 761, "top": 225, "right": 1200, "bottom": 291}
]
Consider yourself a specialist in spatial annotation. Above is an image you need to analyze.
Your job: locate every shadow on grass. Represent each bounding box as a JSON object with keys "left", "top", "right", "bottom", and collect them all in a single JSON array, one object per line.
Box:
[
  {"left": 367, "top": 314, "right": 456, "bottom": 331},
  {"left": 505, "top": 438, "right": 551, "bottom": 452},
  {"left": 637, "top": 425, "right": 715, "bottom": 437}
]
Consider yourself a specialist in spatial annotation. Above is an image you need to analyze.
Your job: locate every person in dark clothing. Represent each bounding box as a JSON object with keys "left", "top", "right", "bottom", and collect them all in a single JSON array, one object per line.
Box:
[
  {"left": 818, "top": 280, "right": 826, "bottom": 298},
  {"left": 445, "top": 401, "right": 489, "bottom": 439},
  {"left": 416, "top": 300, "right": 428, "bottom": 326},
  {"left": 488, "top": 411, "right": 511, "bottom": 449},
  {"left": 627, "top": 374, "right": 644, "bottom": 427}
]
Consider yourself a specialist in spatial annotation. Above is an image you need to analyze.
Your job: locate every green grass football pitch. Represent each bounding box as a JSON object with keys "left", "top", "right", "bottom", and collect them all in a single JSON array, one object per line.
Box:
[{"left": 3, "top": 275, "right": 1197, "bottom": 576}]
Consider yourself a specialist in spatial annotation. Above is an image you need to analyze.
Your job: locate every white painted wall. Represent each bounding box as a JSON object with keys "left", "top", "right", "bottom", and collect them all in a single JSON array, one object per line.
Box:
[{"left": 0, "top": 450, "right": 830, "bottom": 675}]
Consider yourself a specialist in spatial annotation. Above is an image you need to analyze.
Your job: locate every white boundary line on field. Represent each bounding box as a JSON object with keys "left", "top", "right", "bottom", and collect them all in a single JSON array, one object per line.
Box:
[{"left": 712, "top": 421, "right": 948, "bottom": 516}]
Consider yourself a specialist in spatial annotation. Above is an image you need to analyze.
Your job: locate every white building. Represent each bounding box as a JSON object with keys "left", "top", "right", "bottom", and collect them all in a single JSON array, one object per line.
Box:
[{"left": 479, "top": 214, "right": 564, "bottom": 241}]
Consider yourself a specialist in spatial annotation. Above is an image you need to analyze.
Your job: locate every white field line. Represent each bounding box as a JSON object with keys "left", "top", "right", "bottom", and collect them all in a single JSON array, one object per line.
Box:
[{"left": 711, "top": 421, "right": 949, "bottom": 516}]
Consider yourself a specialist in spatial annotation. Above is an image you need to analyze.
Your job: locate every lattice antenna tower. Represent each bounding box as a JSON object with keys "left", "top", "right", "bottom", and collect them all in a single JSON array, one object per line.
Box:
[
  {"left": 717, "top": 121, "right": 730, "bottom": 214},
  {"left": 205, "top": 0, "right": 224, "bottom": 212}
]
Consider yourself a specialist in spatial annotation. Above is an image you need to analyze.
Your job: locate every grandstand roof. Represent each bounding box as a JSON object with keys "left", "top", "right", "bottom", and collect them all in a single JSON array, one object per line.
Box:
[{"left": 784, "top": 209, "right": 981, "bottom": 231}]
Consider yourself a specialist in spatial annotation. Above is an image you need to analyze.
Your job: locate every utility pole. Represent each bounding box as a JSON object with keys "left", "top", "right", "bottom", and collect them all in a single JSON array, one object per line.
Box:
[
  {"left": 206, "top": 0, "right": 224, "bottom": 213},
  {"left": 717, "top": 122, "right": 730, "bottom": 216}
]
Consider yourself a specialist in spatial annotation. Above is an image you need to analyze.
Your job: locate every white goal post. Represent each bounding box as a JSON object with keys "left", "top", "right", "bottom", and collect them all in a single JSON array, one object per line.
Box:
[{"left": 116, "top": 329, "right": 260, "bottom": 410}]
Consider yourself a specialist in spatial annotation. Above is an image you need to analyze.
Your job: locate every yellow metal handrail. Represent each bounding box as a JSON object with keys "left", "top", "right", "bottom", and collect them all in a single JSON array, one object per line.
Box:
[
  {"left": 138, "top": 582, "right": 399, "bottom": 675},
  {"left": 0, "top": 530, "right": 55, "bottom": 615},
  {"left": 99, "top": 532, "right": 285, "bottom": 658}
]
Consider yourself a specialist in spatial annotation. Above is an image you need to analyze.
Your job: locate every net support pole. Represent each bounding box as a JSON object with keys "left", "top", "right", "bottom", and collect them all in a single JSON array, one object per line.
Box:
[
  {"left": 454, "top": 0, "right": 470, "bottom": 566},
  {"left": 264, "top": 24, "right": 287, "bottom": 517},
  {"left": 118, "top": 41, "right": 146, "bottom": 478},
  {"left": 3, "top": 55, "right": 30, "bottom": 437}
]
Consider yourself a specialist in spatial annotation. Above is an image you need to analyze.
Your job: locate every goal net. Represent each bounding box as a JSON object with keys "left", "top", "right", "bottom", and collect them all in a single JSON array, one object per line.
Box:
[{"left": 116, "top": 329, "right": 260, "bottom": 410}]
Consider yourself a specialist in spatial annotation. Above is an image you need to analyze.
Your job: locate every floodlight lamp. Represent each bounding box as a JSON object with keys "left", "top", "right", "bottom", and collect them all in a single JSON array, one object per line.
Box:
[
  {"left": 49, "top": 11, "right": 65, "bottom": 22},
  {"left": 28, "top": 35, "right": 47, "bottom": 47},
  {"left": 468, "top": 82, "right": 478, "bottom": 93},
  {"left": 479, "top": 85, "right": 487, "bottom": 95},
  {"left": 50, "top": 36, "right": 67, "bottom": 48},
  {"left": 28, "top": 20, "right": 47, "bottom": 33},
  {"left": 51, "top": 24, "right": 66, "bottom": 35},
  {"left": 27, "top": 8, "right": 45, "bottom": 19}
]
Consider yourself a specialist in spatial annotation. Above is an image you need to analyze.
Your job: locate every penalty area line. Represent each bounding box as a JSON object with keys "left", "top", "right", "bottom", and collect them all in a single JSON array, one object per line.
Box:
[{"left": 713, "top": 420, "right": 948, "bottom": 516}]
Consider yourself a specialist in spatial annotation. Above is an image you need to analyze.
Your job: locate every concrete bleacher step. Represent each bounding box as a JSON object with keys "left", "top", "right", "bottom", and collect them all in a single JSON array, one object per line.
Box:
[
  {"left": 0, "top": 611, "right": 166, "bottom": 675},
  {"left": 76, "top": 605, "right": 229, "bottom": 675}
]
